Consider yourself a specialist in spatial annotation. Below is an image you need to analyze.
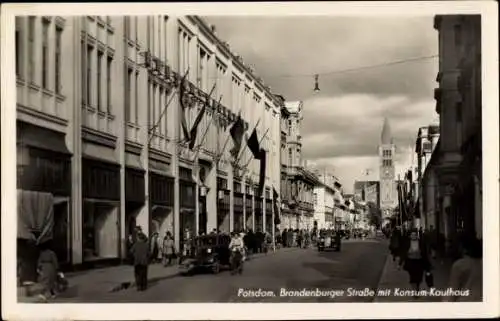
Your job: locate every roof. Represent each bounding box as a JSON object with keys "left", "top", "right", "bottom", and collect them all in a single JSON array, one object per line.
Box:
[
  {"left": 381, "top": 117, "right": 392, "bottom": 144},
  {"left": 284, "top": 101, "right": 302, "bottom": 114}
]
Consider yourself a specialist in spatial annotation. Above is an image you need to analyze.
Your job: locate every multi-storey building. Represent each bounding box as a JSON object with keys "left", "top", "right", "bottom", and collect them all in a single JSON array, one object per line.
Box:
[
  {"left": 353, "top": 180, "right": 380, "bottom": 208},
  {"left": 378, "top": 117, "right": 397, "bottom": 225},
  {"left": 425, "top": 15, "right": 482, "bottom": 252},
  {"left": 414, "top": 125, "right": 440, "bottom": 229},
  {"left": 15, "top": 15, "right": 281, "bottom": 270},
  {"left": 278, "top": 101, "right": 318, "bottom": 230},
  {"left": 312, "top": 169, "right": 339, "bottom": 230}
]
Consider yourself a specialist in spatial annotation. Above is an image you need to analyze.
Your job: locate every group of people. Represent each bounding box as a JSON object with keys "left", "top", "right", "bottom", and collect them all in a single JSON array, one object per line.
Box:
[
  {"left": 279, "top": 228, "right": 313, "bottom": 248},
  {"left": 388, "top": 225, "right": 482, "bottom": 301}
]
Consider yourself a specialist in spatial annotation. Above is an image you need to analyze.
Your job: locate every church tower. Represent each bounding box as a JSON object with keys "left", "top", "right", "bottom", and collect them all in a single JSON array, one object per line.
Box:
[{"left": 379, "top": 118, "right": 396, "bottom": 219}]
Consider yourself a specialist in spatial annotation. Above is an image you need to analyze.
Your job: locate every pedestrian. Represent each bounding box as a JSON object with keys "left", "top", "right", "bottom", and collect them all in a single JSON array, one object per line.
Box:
[
  {"left": 131, "top": 231, "right": 149, "bottom": 291},
  {"left": 162, "top": 232, "right": 175, "bottom": 266},
  {"left": 36, "top": 241, "right": 59, "bottom": 301},
  {"left": 389, "top": 226, "right": 402, "bottom": 263},
  {"left": 399, "top": 228, "right": 431, "bottom": 298},
  {"left": 149, "top": 232, "right": 160, "bottom": 263},
  {"left": 443, "top": 235, "right": 482, "bottom": 302},
  {"left": 282, "top": 228, "right": 288, "bottom": 248},
  {"left": 292, "top": 229, "right": 298, "bottom": 247}
]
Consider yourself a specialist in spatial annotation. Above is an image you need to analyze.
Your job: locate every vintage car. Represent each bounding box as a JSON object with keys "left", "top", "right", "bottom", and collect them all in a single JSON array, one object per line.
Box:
[
  {"left": 179, "top": 234, "right": 232, "bottom": 275},
  {"left": 317, "top": 230, "right": 341, "bottom": 252}
]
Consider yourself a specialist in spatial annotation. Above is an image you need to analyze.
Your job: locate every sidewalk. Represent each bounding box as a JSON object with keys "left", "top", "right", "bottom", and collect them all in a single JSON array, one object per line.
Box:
[
  {"left": 20, "top": 246, "right": 300, "bottom": 302},
  {"left": 374, "top": 253, "right": 453, "bottom": 302}
]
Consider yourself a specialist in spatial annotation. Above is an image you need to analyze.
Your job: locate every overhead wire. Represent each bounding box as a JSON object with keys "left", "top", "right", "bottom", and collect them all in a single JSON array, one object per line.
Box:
[{"left": 208, "top": 54, "right": 438, "bottom": 80}]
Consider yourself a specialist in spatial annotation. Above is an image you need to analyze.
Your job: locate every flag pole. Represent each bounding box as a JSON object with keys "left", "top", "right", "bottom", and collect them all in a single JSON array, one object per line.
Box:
[{"left": 192, "top": 95, "right": 222, "bottom": 160}]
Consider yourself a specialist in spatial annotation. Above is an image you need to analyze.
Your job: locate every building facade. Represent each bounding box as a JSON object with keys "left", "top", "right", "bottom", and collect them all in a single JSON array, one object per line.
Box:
[
  {"left": 278, "top": 102, "right": 317, "bottom": 230},
  {"left": 16, "top": 15, "right": 282, "bottom": 269},
  {"left": 378, "top": 117, "right": 397, "bottom": 223},
  {"left": 312, "top": 170, "right": 339, "bottom": 230},
  {"left": 425, "top": 15, "right": 482, "bottom": 254},
  {"left": 414, "top": 125, "right": 440, "bottom": 229},
  {"left": 354, "top": 180, "right": 380, "bottom": 208}
]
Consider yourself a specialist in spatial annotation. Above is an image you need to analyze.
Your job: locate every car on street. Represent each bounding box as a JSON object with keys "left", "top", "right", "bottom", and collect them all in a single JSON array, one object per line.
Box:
[
  {"left": 179, "top": 234, "right": 232, "bottom": 275},
  {"left": 317, "top": 230, "right": 341, "bottom": 252}
]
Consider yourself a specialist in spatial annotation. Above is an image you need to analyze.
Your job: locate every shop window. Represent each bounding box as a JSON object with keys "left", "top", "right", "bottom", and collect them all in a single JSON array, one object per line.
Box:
[{"left": 82, "top": 201, "right": 119, "bottom": 261}]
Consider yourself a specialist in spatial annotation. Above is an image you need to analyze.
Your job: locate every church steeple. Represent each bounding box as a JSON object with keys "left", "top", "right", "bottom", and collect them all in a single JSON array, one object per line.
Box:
[{"left": 381, "top": 117, "right": 392, "bottom": 145}]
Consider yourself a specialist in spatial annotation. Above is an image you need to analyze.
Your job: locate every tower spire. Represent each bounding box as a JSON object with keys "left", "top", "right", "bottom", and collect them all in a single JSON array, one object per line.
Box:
[{"left": 381, "top": 117, "right": 392, "bottom": 144}]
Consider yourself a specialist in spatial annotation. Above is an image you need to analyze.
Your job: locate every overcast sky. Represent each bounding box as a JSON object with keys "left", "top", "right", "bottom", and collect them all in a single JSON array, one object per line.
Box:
[{"left": 204, "top": 16, "right": 439, "bottom": 193}]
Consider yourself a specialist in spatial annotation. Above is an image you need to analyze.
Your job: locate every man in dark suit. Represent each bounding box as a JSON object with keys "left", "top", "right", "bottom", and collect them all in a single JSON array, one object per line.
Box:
[{"left": 130, "top": 230, "right": 149, "bottom": 291}]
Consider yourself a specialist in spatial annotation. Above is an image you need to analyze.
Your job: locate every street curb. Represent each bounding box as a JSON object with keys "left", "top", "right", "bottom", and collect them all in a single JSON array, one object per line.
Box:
[{"left": 373, "top": 253, "right": 392, "bottom": 302}]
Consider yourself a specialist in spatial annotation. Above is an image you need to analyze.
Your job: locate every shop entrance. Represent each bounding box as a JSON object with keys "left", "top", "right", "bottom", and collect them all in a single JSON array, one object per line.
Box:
[
  {"left": 53, "top": 198, "right": 70, "bottom": 265},
  {"left": 82, "top": 200, "right": 120, "bottom": 262}
]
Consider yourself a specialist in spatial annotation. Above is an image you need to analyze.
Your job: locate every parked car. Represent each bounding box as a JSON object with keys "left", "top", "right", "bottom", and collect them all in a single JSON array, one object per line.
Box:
[{"left": 317, "top": 230, "right": 341, "bottom": 252}]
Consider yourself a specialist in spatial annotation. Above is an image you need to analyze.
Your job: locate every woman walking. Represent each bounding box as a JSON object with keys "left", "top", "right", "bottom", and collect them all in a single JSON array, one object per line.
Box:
[
  {"left": 399, "top": 228, "right": 431, "bottom": 298},
  {"left": 37, "top": 241, "right": 59, "bottom": 301},
  {"left": 162, "top": 232, "right": 175, "bottom": 266}
]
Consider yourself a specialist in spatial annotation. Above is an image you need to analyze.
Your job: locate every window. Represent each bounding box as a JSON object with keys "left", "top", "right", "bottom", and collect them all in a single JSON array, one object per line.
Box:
[
  {"left": 313, "top": 192, "right": 318, "bottom": 205},
  {"left": 28, "top": 17, "right": 35, "bottom": 82},
  {"left": 97, "top": 51, "right": 103, "bottom": 111},
  {"left": 55, "top": 27, "right": 62, "bottom": 94},
  {"left": 106, "top": 56, "right": 112, "bottom": 113},
  {"left": 179, "top": 28, "right": 191, "bottom": 79},
  {"left": 288, "top": 148, "right": 292, "bottom": 166},
  {"left": 86, "top": 45, "right": 93, "bottom": 105},
  {"left": 15, "top": 19, "right": 22, "bottom": 77},
  {"left": 198, "top": 47, "right": 207, "bottom": 91},
  {"left": 125, "top": 67, "right": 133, "bottom": 122},
  {"left": 124, "top": 17, "right": 131, "bottom": 39},
  {"left": 42, "top": 19, "right": 50, "bottom": 89},
  {"left": 135, "top": 72, "right": 139, "bottom": 124}
]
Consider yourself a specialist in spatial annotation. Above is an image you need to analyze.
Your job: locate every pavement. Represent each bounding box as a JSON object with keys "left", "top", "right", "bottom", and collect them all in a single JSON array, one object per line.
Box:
[{"left": 374, "top": 248, "right": 453, "bottom": 302}]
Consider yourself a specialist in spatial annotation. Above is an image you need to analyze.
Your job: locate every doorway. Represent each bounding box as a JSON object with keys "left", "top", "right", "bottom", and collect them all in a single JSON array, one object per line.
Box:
[{"left": 53, "top": 198, "right": 70, "bottom": 265}]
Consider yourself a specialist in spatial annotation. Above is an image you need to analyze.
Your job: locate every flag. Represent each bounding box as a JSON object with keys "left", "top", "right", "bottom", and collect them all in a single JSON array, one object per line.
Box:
[
  {"left": 273, "top": 187, "right": 281, "bottom": 225},
  {"left": 247, "top": 128, "right": 261, "bottom": 159},
  {"left": 257, "top": 148, "right": 266, "bottom": 197},
  {"left": 229, "top": 114, "right": 245, "bottom": 160},
  {"left": 188, "top": 103, "right": 207, "bottom": 150},
  {"left": 179, "top": 75, "right": 191, "bottom": 142}
]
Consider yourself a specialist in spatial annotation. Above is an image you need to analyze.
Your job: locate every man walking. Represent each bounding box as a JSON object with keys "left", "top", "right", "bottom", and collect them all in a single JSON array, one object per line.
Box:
[{"left": 130, "top": 230, "right": 149, "bottom": 291}]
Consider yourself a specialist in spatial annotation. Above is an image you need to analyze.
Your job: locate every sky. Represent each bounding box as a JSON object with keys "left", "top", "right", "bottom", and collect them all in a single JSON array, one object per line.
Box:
[{"left": 204, "top": 16, "right": 439, "bottom": 193}]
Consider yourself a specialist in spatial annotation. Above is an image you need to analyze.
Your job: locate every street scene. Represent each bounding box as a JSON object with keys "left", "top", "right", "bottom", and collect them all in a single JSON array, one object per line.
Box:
[{"left": 8, "top": 8, "right": 487, "bottom": 309}]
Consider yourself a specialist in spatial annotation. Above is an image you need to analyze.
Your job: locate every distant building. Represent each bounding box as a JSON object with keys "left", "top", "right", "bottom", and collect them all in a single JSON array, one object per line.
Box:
[
  {"left": 312, "top": 169, "right": 341, "bottom": 230},
  {"left": 378, "top": 118, "right": 398, "bottom": 223},
  {"left": 414, "top": 125, "right": 440, "bottom": 229},
  {"left": 354, "top": 180, "right": 380, "bottom": 208}
]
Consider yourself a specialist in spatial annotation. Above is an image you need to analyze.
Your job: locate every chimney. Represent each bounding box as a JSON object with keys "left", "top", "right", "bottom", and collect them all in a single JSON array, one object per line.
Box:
[{"left": 210, "top": 24, "right": 217, "bottom": 34}]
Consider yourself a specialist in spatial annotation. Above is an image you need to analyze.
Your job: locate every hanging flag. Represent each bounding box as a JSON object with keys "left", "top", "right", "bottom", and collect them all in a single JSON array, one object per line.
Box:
[
  {"left": 179, "top": 74, "right": 191, "bottom": 142},
  {"left": 273, "top": 187, "right": 281, "bottom": 225},
  {"left": 257, "top": 148, "right": 266, "bottom": 197},
  {"left": 229, "top": 114, "right": 245, "bottom": 160},
  {"left": 188, "top": 104, "right": 207, "bottom": 150},
  {"left": 247, "top": 128, "right": 261, "bottom": 159}
]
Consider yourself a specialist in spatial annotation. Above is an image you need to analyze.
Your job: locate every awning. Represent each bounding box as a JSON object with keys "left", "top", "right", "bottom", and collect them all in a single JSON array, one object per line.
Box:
[
  {"left": 17, "top": 122, "right": 70, "bottom": 155},
  {"left": 17, "top": 189, "right": 54, "bottom": 244}
]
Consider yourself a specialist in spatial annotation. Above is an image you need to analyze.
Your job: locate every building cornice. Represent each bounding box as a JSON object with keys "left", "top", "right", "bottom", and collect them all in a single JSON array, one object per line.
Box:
[{"left": 192, "top": 16, "right": 282, "bottom": 107}]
